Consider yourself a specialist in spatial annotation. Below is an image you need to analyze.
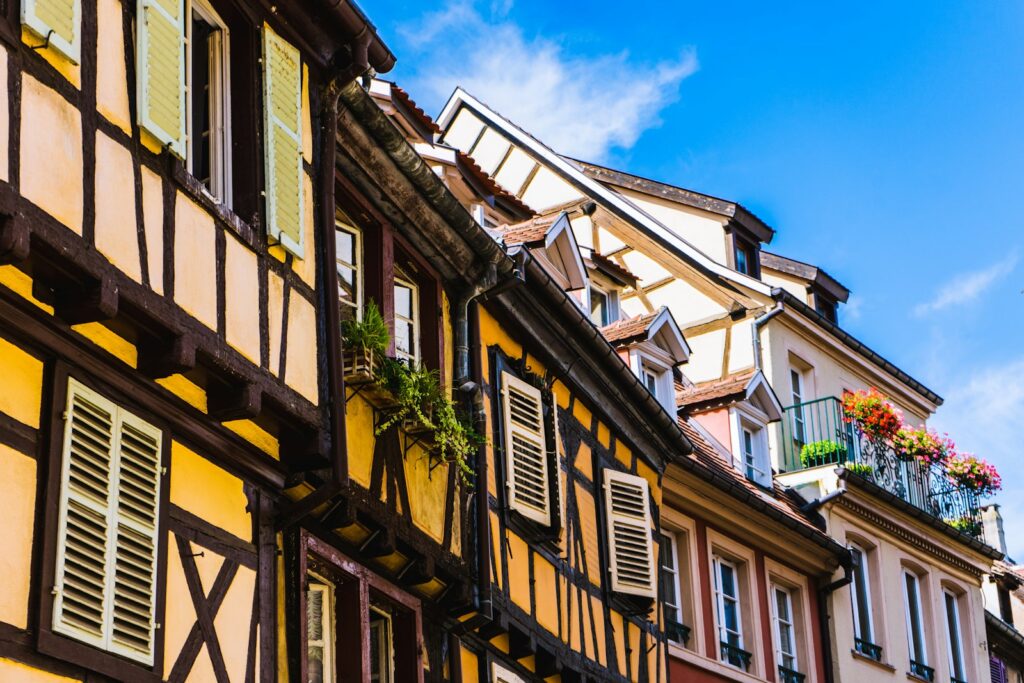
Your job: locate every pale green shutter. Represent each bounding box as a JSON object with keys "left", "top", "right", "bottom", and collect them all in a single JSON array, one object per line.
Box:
[
  {"left": 501, "top": 371, "right": 551, "bottom": 526},
  {"left": 53, "top": 379, "right": 162, "bottom": 665},
  {"left": 22, "top": 0, "right": 81, "bottom": 63},
  {"left": 137, "top": 0, "right": 187, "bottom": 156},
  {"left": 262, "top": 24, "right": 305, "bottom": 257},
  {"left": 604, "top": 469, "right": 656, "bottom": 598}
]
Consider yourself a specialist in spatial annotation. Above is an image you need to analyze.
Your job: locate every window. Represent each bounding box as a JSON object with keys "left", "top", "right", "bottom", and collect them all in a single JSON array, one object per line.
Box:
[
  {"left": 604, "top": 470, "right": 656, "bottom": 598},
  {"left": 307, "top": 575, "right": 335, "bottom": 683},
  {"left": 369, "top": 606, "right": 393, "bottom": 683},
  {"left": 187, "top": 0, "right": 231, "bottom": 203},
  {"left": 660, "top": 534, "right": 686, "bottom": 642},
  {"left": 393, "top": 273, "right": 419, "bottom": 365},
  {"left": 772, "top": 586, "right": 799, "bottom": 677},
  {"left": 734, "top": 241, "right": 757, "bottom": 277},
  {"left": 742, "top": 426, "right": 762, "bottom": 481},
  {"left": 944, "top": 590, "right": 966, "bottom": 683},
  {"left": 733, "top": 411, "right": 770, "bottom": 486},
  {"left": 52, "top": 379, "right": 163, "bottom": 665},
  {"left": 998, "top": 585, "right": 1014, "bottom": 625},
  {"left": 790, "top": 369, "right": 805, "bottom": 445},
  {"left": 903, "top": 570, "right": 931, "bottom": 680},
  {"left": 849, "top": 544, "right": 880, "bottom": 660},
  {"left": 634, "top": 352, "right": 674, "bottom": 414},
  {"left": 713, "top": 556, "right": 748, "bottom": 670},
  {"left": 590, "top": 286, "right": 611, "bottom": 326},
  {"left": 336, "top": 221, "right": 362, "bottom": 323}
]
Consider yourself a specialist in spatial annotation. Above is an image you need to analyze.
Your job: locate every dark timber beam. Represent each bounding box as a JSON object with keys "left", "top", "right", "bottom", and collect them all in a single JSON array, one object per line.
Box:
[
  {"left": 0, "top": 213, "right": 29, "bottom": 264},
  {"left": 50, "top": 276, "right": 119, "bottom": 324},
  {"left": 207, "top": 379, "right": 262, "bottom": 421},
  {"left": 138, "top": 333, "right": 197, "bottom": 379}
]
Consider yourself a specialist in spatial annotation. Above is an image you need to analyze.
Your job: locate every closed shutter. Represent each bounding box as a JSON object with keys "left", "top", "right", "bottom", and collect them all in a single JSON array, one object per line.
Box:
[
  {"left": 500, "top": 371, "right": 550, "bottom": 525},
  {"left": 604, "top": 469, "right": 656, "bottom": 598},
  {"left": 991, "top": 655, "right": 1007, "bottom": 683},
  {"left": 262, "top": 24, "right": 304, "bottom": 257},
  {"left": 136, "top": 0, "right": 186, "bottom": 155},
  {"left": 52, "top": 379, "right": 162, "bottom": 665},
  {"left": 22, "top": 0, "right": 81, "bottom": 63},
  {"left": 491, "top": 662, "right": 527, "bottom": 683}
]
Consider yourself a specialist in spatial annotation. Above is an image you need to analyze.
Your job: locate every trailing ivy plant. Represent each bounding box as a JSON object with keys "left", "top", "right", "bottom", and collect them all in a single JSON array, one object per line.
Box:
[
  {"left": 372, "top": 358, "right": 481, "bottom": 486},
  {"left": 341, "top": 299, "right": 390, "bottom": 356}
]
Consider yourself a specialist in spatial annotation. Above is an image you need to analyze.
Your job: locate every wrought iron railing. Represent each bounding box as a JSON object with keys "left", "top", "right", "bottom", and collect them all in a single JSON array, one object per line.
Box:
[
  {"left": 720, "top": 642, "right": 752, "bottom": 671},
  {"left": 665, "top": 620, "right": 691, "bottom": 646},
  {"left": 778, "top": 665, "right": 806, "bottom": 683},
  {"left": 909, "top": 659, "right": 935, "bottom": 681},
  {"left": 780, "top": 397, "right": 982, "bottom": 537},
  {"left": 854, "top": 637, "right": 883, "bottom": 661}
]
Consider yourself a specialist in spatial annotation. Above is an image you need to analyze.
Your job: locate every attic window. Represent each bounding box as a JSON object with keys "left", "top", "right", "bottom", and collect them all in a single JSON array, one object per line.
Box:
[
  {"left": 811, "top": 292, "right": 838, "bottom": 324},
  {"left": 734, "top": 241, "right": 756, "bottom": 277}
]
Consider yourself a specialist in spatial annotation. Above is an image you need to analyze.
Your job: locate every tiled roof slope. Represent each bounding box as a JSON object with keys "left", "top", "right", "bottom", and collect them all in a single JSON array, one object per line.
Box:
[
  {"left": 676, "top": 370, "right": 756, "bottom": 409},
  {"left": 600, "top": 311, "right": 661, "bottom": 344},
  {"left": 677, "top": 418, "right": 826, "bottom": 538}
]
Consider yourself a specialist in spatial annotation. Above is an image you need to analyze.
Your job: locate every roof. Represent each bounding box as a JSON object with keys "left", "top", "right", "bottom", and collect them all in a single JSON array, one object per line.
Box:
[
  {"left": 600, "top": 311, "right": 662, "bottom": 344},
  {"left": 761, "top": 251, "right": 850, "bottom": 303},
  {"left": 498, "top": 215, "right": 559, "bottom": 246},
  {"left": 986, "top": 610, "right": 1024, "bottom": 663},
  {"left": 678, "top": 418, "right": 833, "bottom": 540},
  {"left": 435, "top": 88, "right": 774, "bottom": 299},
  {"left": 587, "top": 251, "right": 638, "bottom": 288},
  {"left": 677, "top": 370, "right": 756, "bottom": 409},
  {"left": 455, "top": 151, "right": 535, "bottom": 219},
  {"left": 571, "top": 159, "right": 775, "bottom": 244}
]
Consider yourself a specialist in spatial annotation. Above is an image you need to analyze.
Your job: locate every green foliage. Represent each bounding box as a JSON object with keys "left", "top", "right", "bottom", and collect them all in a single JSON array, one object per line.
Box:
[
  {"left": 947, "top": 516, "right": 981, "bottom": 536},
  {"left": 342, "top": 299, "right": 389, "bottom": 356},
  {"left": 374, "top": 358, "right": 480, "bottom": 486},
  {"left": 844, "top": 462, "right": 874, "bottom": 478},
  {"left": 799, "top": 439, "right": 847, "bottom": 467}
]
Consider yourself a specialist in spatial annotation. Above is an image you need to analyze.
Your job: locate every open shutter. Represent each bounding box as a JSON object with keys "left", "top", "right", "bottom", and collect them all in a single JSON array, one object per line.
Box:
[
  {"left": 108, "top": 412, "right": 162, "bottom": 664},
  {"left": 136, "top": 0, "right": 186, "bottom": 155},
  {"left": 262, "top": 24, "right": 304, "bottom": 257},
  {"left": 53, "top": 381, "right": 117, "bottom": 650},
  {"left": 491, "top": 662, "right": 527, "bottom": 683},
  {"left": 23, "top": 0, "right": 81, "bottom": 63},
  {"left": 500, "top": 371, "right": 550, "bottom": 525},
  {"left": 603, "top": 469, "right": 656, "bottom": 597}
]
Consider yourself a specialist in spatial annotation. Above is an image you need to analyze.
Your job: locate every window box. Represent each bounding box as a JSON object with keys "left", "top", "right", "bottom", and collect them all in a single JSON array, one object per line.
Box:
[{"left": 343, "top": 346, "right": 381, "bottom": 386}]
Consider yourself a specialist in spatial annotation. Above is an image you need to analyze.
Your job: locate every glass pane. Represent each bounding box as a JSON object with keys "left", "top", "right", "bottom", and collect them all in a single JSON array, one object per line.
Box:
[
  {"left": 946, "top": 593, "right": 963, "bottom": 677},
  {"left": 336, "top": 230, "right": 354, "bottom": 266},
  {"left": 395, "top": 320, "right": 412, "bottom": 356},
  {"left": 720, "top": 564, "right": 736, "bottom": 599},
  {"left": 723, "top": 599, "right": 738, "bottom": 631},
  {"left": 735, "top": 246, "right": 748, "bottom": 274},
  {"left": 307, "top": 647, "right": 325, "bottom": 683},
  {"left": 306, "top": 590, "right": 323, "bottom": 640},
  {"left": 395, "top": 283, "right": 412, "bottom": 318},
  {"left": 775, "top": 589, "right": 791, "bottom": 621}
]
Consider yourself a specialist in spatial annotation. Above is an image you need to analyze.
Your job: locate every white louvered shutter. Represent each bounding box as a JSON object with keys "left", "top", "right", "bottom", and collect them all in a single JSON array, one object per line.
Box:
[
  {"left": 53, "top": 382, "right": 117, "bottom": 650},
  {"left": 262, "top": 24, "right": 305, "bottom": 257},
  {"left": 108, "top": 412, "right": 162, "bottom": 663},
  {"left": 136, "top": 0, "right": 187, "bottom": 156},
  {"left": 501, "top": 371, "right": 550, "bottom": 526},
  {"left": 22, "top": 0, "right": 81, "bottom": 63},
  {"left": 491, "top": 662, "right": 527, "bottom": 683},
  {"left": 603, "top": 469, "right": 656, "bottom": 598},
  {"left": 53, "top": 379, "right": 162, "bottom": 665}
]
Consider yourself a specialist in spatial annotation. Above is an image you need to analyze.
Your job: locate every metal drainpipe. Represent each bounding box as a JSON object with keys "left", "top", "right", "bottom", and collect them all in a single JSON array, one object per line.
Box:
[
  {"left": 818, "top": 552, "right": 854, "bottom": 683},
  {"left": 454, "top": 250, "right": 525, "bottom": 621},
  {"left": 752, "top": 295, "right": 784, "bottom": 371}
]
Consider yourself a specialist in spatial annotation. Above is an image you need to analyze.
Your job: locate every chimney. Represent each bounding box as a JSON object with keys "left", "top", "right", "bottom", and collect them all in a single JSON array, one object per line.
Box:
[{"left": 982, "top": 504, "right": 1008, "bottom": 556}]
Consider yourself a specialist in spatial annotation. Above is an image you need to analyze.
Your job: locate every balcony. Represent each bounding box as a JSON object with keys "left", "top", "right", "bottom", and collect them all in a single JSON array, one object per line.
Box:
[{"left": 779, "top": 397, "right": 982, "bottom": 537}]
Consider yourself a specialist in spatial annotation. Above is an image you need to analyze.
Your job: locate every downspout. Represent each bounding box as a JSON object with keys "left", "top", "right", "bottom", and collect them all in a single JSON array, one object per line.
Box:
[
  {"left": 807, "top": 483, "right": 852, "bottom": 683},
  {"left": 455, "top": 249, "right": 525, "bottom": 622},
  {"left": 752, "top": 294, "right": 784, "bottom": 371}
]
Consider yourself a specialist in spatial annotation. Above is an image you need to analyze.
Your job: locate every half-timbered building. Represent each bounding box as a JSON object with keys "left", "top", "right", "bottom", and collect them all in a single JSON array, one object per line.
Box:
[{"left": 0, "top": 0, "right": 395, "bottom": 679}]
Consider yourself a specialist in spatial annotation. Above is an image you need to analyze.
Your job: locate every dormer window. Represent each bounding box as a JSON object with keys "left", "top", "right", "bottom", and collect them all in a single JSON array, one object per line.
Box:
[
  {"left": 734, "top": 240, "right": 757, "bottom": 277},
  {"left": 589, "top": 283, "right": 619, "bottom": 327},
  {"left": 810, "top": 290, "right": 839, "bottom": 324}
]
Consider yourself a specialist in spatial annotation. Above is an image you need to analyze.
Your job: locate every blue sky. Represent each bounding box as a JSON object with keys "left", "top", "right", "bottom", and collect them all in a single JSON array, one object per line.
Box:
[{"left": 365, "top": 0, "right": 1024, "bottom": 557}]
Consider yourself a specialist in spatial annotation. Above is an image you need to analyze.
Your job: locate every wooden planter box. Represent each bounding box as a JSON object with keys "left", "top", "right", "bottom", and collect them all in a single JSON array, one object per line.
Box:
[
  {"left": 403, "top": 407, "right": 435, "bottom": 437},
  {"left": 343, "top": 347, "right": 378, "bottom": 386}
]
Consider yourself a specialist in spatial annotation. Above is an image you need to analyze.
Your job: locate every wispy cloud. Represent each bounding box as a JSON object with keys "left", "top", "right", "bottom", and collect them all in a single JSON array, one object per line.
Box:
[
  {"left": 931, "top": 357, "right": 1024, "bottom": 560},
  {"left": 395, "top": 0, "right": 697, "bottom": 161},
  {"left": 842, "top": 294, "right": 864, "bottom": 322},
  {"left": 913, "top": 252, "right": 1018, "bottom": 317}
]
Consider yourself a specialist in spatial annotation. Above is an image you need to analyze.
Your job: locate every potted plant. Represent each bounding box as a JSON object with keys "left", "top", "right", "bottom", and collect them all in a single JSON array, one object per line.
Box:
[
  {"left": 893, "top": 427, "right": 951, "bottom": 466},
  {"left": 841, "top": 388, "right": 903, "bottom": 442},
  {"left": 947, "top": 515, "right": 982, "bottom": 537},
  {"left": 844, "top": 462, "right": 874, "bottom": 478},
  {"left": 945, "top": 453, "right": 1001, "bottom": 498},
  {"left": 374, "top": 358, "right": 438, "bottom": 436},
  {"left": 800, "top": 439, "right": 848, "bottom": 468},
  {"left": 341, "top": 300, "right": 389, "bottom": 385}
]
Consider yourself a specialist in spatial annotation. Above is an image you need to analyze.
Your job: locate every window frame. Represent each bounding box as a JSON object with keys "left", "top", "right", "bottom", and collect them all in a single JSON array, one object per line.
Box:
[
  {"left": 306, "top": 572, "right": 336, "bottom": 683},
  {"left": 943, "top": 588, "right": 966, "bottom": 683},
  {"left": 660, "top": 532, "right": 683, "bottom": 626},
  {"left": 902, "top": 569, "right": 929, "bottom": 671},
  {"left": 771, "top": 584, "right": 799, "bottom": 674},
  {"left": 335, "top": 219, "right": 363, "bottom": 322},
  {"left": 850, "top": 543, "right": 877, "bottom": 651},
  {"left": 37, "top": 366, "right": 171, "bottom": 682},
  {"left": 186, "top": 0, "right": 233, "bottom": 205},
  {"left": 369, "top": 605, "right": 394, "bottom": 683},
  {"left": 631, "top": 349, "right": 674, "bottom": 414},
  {"left": 392, "top": 272, "right": 420, "bottom": 366},
  {"left": 730, "top": 406, "right": 771, "bottom": 487},
  {"left": 712, "top": 555, "right": 745, "bottom": 667}
]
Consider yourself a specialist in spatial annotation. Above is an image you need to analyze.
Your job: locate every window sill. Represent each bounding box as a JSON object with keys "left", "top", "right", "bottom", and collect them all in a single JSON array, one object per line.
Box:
[
  {"left": 850, "top": 650, "right": 895, "bottom": 672},
  {"left": 905, "top": 673, "right": 933, "bottom": 683},
  {"left": 170, "top": 159, "right": 261, "bottom": 252}
]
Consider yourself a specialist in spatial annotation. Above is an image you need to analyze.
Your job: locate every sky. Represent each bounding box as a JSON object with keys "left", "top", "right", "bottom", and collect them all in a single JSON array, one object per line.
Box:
[{"left": 364, "top": 0, "right": 1024, "bottom": 558}]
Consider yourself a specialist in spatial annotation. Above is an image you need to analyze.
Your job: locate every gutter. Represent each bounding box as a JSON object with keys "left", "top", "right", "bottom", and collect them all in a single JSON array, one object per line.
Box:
[
  {"left": 320, "top": 0, "right": 395, "bottom": 73},
  {"left": 986, "top": 610, "right": 1024, "bottom": 659},
  {"left": 817, "top": 550, "right": 855, "bottom": 683}
]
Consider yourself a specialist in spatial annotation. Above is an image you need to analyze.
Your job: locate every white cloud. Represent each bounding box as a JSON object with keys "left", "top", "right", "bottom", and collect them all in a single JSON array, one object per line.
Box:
[
  {"left": 842, "top": 294, "right": 864, "bottom": 322},
  {"left": 395, "top": 1, "right": 697, "bottom": 161},
  {"left": 913, "top": 252, "right": 1018, "bottom": 317},
  {"left": 931, "top": 357, "right": 1024, "bottom": 560}
]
